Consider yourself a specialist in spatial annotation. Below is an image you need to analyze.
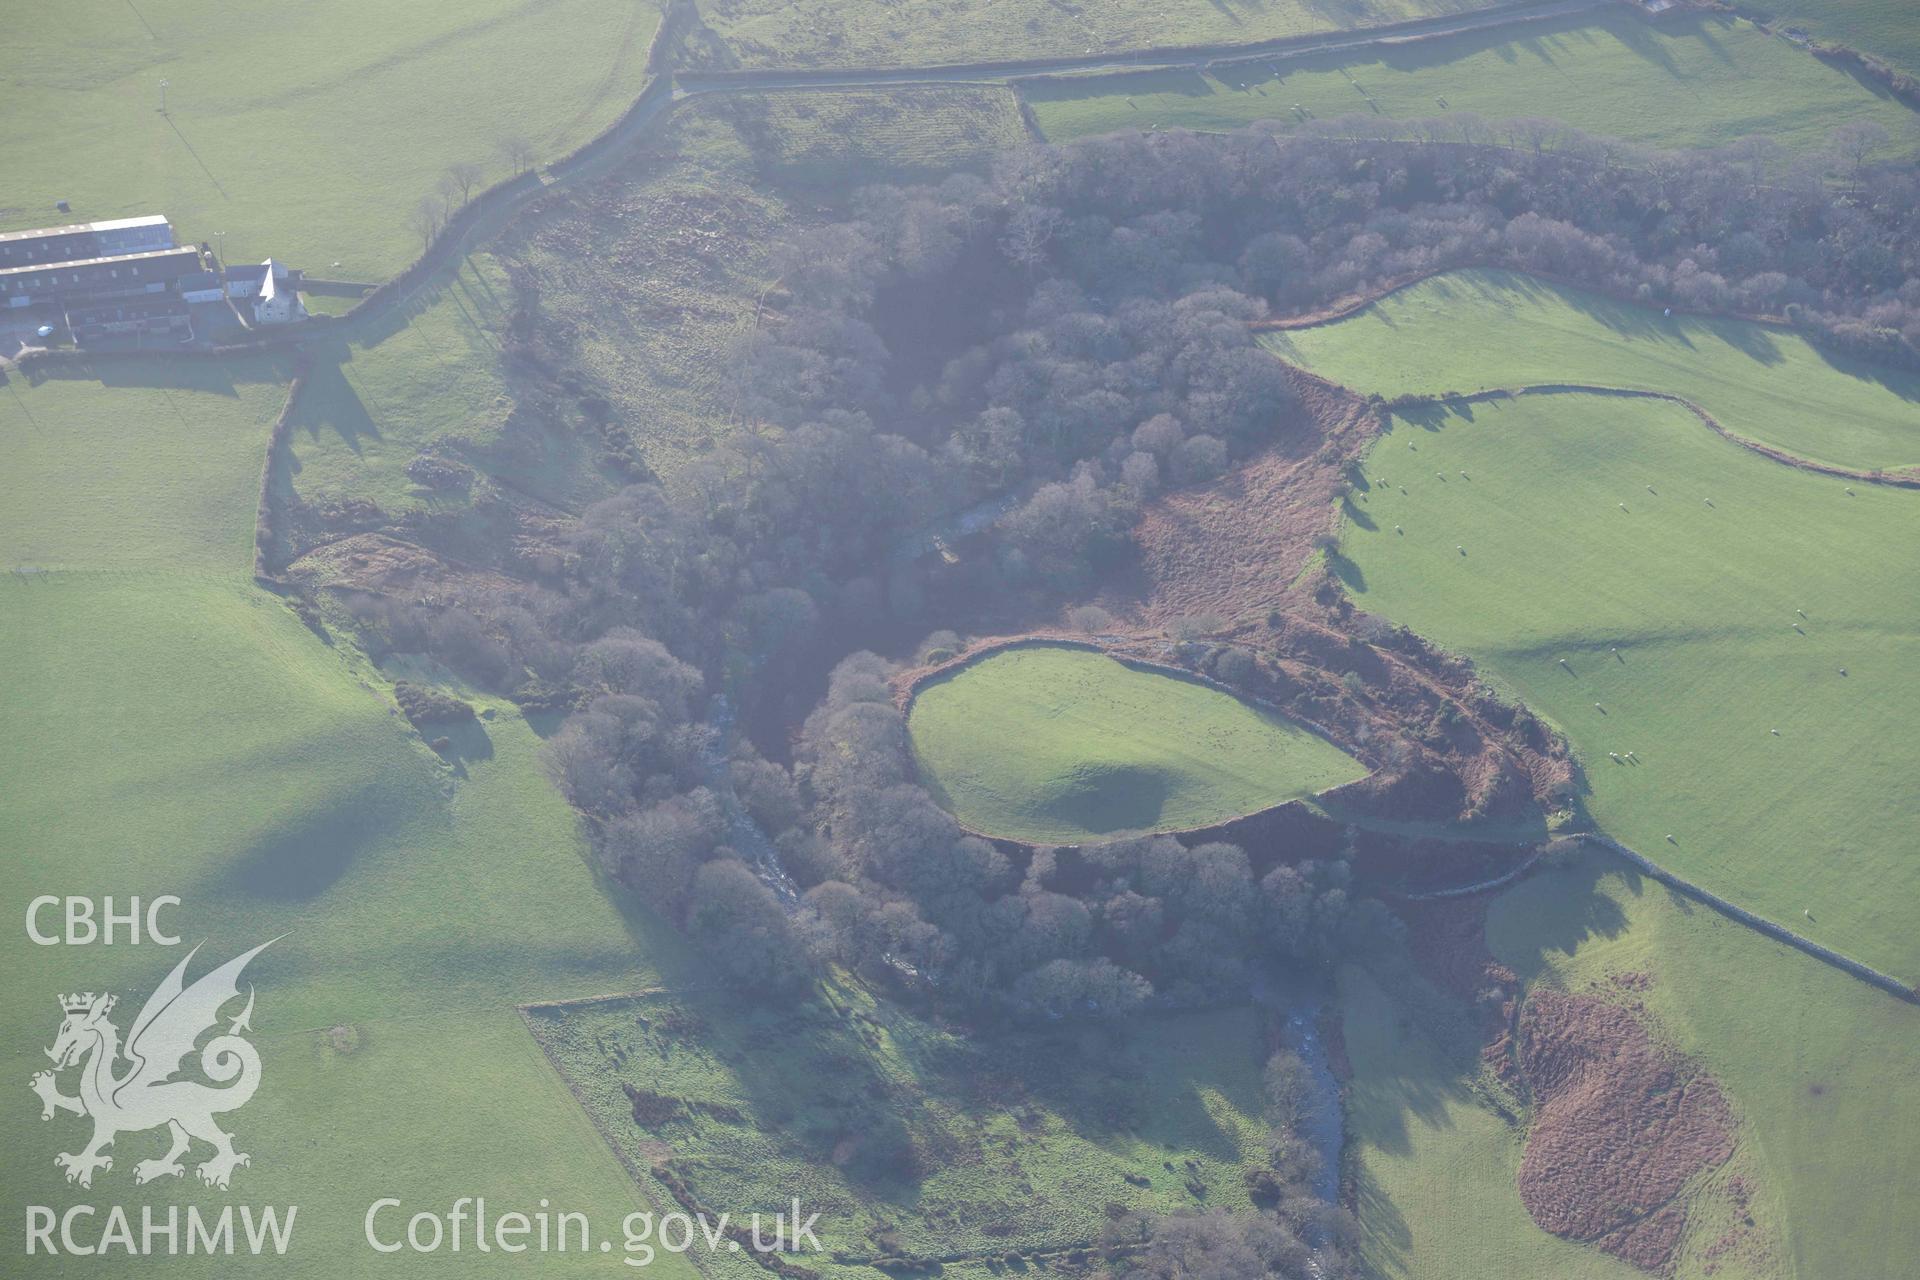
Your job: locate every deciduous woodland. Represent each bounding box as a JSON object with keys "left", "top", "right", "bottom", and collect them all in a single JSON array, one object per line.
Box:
[
  {"left": 307, "top": 116, "right": 1920, "bottom": 1278},
  {"left": 331, "top": 119, "right": 1920, "bottom": 1014}
]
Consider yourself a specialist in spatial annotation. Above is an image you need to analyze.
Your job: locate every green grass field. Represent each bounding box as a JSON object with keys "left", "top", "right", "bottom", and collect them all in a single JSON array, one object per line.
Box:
[
  {"left": 0, "top": 365, "right": 698, "bottom": 1276},
  {"left": 908, "top": 645, "right": 1367, "bottom": 843},
  {"left": 1, "top": 359, "right": 289, "bottom": 571},
  {"left": 697, "top": 0, "right": 1485, "bottom": 70},
  {"left": 1740, "top": 0, "right": 1920, "bottom": 79},
  {"left": 1025, "top": 11, "right": 1920, "bottom": 154},
  {"left": 1332, "top": 392, "right": 1920, "bottom": 980},
  {"left": 287, "top": 252, "right": 630, "bottom": 519},
  {"left": 1267, "top": 268, "right": 1920, "bottom": 472},
  {"left": 1338, "top": 965, "right": 1650, "bottom": 1280},
  {"left": 1487, "top": 849, "right": 1920, "bottom": 1279},
  {"left": 530, "top": 985, "right": 1271, "bottom": 1275},
  {"left": 1, "top": 0, "right": 663, "bottom": 279},
  {"left": 1343, "top": 845, "right": 1920, "bottom": 1280}
]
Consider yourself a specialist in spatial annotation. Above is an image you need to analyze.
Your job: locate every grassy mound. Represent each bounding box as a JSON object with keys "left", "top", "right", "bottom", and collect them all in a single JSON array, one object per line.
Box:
[
  {"left": 1265, "top": 268, "right": 1920, "bottom": 473},
  {"left": 1337, "top": 391, "right": 1920, "bottom": 979},
  {"left": 908, "top": 645, "right": 1366, "bottom": 844},
  {"left": 2, "top": 0, "right": 664, "bottom": 277},
  {"left": 1026, "top": 11, "right": 1920, "bottom": 155}
]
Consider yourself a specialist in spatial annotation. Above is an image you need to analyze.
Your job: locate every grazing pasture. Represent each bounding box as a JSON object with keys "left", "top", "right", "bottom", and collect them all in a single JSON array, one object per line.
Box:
[
  {"left": 908, "top": 645, "right": 1367, "bottom": 843},
  {"left": 696, "top": 0, "right": 1485, "bottom": 70},
  {"left": 0, "top": 367, "right": 692, "bottom": 1277},
  {"left": 1338, "top": 966, "right": 1647, "bottom": 1280},
  {"left": 1487, "top": 849, "right": 1920, "bottom": 1280},
  {"left": 287, "top": 253, "right": 631, "bottom": 518},
  {"left": 1733, "top": 0, "right": 1920, "bottom": 80},
  {"left": 1025, "top": 11, "right": 1920, "bottom": 154},
  {"left": 0, "top": 358, "right": 289, "bottom": 572},
  {"left": 1334, "top": 392, "right": 1920, "bottom": 979},
  {"left": 0, "top": 0, "right": 664, "bottom": 278},
  {"left": 1344, "top": 843, "right": 1920, "bottom": 1280},
  {"left": 529, "top": 985, "right": 1272, "bottom": 1272},
  {"left": 1268, "top": 268, "right": 1920, "bottom": 472}
]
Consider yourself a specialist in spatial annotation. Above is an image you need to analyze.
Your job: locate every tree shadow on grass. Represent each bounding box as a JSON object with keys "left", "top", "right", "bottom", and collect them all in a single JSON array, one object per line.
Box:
[
  {"left": 1489, "top": 845, "right": 1634, "bottom": 986},
  {"left": 291, "top": 353, "right": 381, "bottom": 456},
  {"left": 431, "top": 716, "right": 494, "bottom": 779},
  {"left": 219, "top": 792, "right": 398, "bottom": 902},
  {"left": 1349, "top": 1160, "right": 1412, "bottom": 1270},
  {"left": 1325, "top": 546, "right": 1367, "bottom": 593}
]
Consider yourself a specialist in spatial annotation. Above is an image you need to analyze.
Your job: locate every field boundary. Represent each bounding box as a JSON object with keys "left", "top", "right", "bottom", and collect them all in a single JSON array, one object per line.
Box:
[
  {"left": 1383, "top": 383, "right": 1920, "bottom": 487},
  {"left": 1586, "top": 834, "right": 1920, "bottom": 1004},
  {"left": 1252, "top": 261, "right": 1795, "bottom": 333},
  {"left": 1010, "top": 0, "right": 1625, "bottom": 98},
  {"left": 1391, "top": 838, "right": 1567, "bottom": 899},
  {"left": 1392, "top": 826, "right": 1918, "bottom": 1002},
  {"left": 676, "top": 0, "right": 1603, "bottom": 85}
]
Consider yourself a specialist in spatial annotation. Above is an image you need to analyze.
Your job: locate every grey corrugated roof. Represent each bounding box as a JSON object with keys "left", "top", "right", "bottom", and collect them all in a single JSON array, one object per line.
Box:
[
  {"left": 0, "top": 246, "right": 200, "bottom": 281},
  {"left": 0, "top": 214, "right": 171, "bottom": 246}
]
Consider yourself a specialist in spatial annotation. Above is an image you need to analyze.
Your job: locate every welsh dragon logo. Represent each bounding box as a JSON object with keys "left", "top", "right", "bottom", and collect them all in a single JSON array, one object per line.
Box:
[{"left": 30, "top": 940, "right": 274, "bottom": 1190}]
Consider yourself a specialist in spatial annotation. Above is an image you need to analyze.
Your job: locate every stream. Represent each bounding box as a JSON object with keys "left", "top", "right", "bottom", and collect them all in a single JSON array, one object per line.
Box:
[{"left": 1255, "top": 973, "right": 1346, "bottom": 1209}]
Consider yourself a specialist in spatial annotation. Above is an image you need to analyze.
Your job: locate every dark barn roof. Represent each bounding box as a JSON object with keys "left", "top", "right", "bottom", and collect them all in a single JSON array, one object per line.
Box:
[
  {"left": 0, "top": 246, "right": 203, "bottom": 302},
  {"left": 0, "top": 215, "right": 173, "bottom": 270}
]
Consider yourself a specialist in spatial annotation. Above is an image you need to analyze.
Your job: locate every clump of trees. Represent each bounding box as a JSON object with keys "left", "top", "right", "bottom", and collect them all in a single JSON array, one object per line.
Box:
[{"left": 789, "top": 652, "right": 1399, "bottom": 1015}]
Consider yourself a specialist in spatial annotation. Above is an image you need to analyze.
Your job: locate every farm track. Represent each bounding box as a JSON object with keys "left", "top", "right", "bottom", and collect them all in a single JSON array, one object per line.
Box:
[
  {"left": 132, "top": 0, "right": 1609, "bottom": 354},
  {"left": 672, "top": 0, "right": 1607, "bottom": 88}
]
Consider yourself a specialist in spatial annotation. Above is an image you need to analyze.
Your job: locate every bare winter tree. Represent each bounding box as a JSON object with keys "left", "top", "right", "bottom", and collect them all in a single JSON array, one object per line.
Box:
[
  {"left": 411, "top": 196, "right": 441, "bottom": 251},
  {"left": 446, "top": 161, "right": 484, "bottom": 204},
  {"left": 495, "top": 134, "right": 535, "bottom": 175}
]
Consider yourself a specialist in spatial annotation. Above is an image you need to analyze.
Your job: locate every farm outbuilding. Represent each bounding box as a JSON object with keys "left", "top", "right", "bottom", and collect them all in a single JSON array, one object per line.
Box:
[
  {"left": 0, "top": 214, "right": 173, "bottom": 270},
  {"left": 64, "top": 296, "right": 192, "bottom": 344},
  {"left": 0, "top": 246, "right": 204, "bottom": 309}
]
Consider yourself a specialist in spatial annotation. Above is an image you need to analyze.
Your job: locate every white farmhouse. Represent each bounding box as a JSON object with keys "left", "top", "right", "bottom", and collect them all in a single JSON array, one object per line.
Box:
[{"left": 224, "top": 259, "right": 306, "bottom": 325}]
